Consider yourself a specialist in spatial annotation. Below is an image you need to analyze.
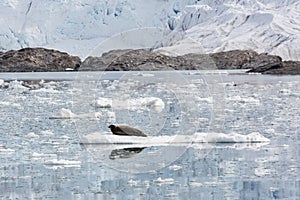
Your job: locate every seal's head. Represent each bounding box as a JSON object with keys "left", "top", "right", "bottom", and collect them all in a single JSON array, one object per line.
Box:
[{"left": 108, "top": 124, "right": 115, "bottom": 130}]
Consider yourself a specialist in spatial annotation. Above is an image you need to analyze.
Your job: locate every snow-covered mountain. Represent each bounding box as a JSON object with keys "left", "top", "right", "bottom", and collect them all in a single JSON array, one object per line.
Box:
[{"left": 0, "top": 0, "right": 299, "bottom": 60}]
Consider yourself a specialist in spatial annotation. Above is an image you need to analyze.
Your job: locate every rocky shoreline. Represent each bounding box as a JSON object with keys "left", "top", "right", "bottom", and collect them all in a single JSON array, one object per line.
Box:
[{"left": 0, "top": 47, "right": 299, "bottom": 75}]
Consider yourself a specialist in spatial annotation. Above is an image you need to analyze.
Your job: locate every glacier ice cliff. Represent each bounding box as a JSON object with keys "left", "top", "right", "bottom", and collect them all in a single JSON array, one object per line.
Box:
[{"left": 0, "top": 0, "right": 299, "bottom": 60}]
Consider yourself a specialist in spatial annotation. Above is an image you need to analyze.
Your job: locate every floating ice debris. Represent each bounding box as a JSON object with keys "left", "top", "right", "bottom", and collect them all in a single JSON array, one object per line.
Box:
[
  {"left": 60, "top": 108, "right": 76, "bottom": 118},
  {"left": 44, "top": 159, "right": 81, "bottom": 166},
  {"left": 128, "top": 179, "right": 141, "bottom": 186},
  {"left": 8, "top": 80, "right": 29, "bottom": 91},
  {"left": 25, "top": 132, "right": 40, "bottom": 139},
  {"left": 95, "top": 97, "right": 112, "bottom": 108},
  {"left": 95, "top": 97, "right": 165, "bottom": 112},
  {"left": 0, "top": 147, "right": 15, "bottom": 154},
  {"left": 227, "top": 96, "right": 260, "bottom": 104},
  {"left": 32, "top": 152, "right": 57, "bottom": 158},
  {"left": 168, "top": 165, "right": 182, "bottom": 171},
  {"left": 134, "top": 72, "right": 154, "bottom": 77},
  {"left": 0, "top": 79, "right": 4, "bottom": 86},
  {"left": 189, "top": 181, "right": 203, "bottom": 187},
  {"left": 154, "top": 177, "right": 174, "bottom": 184},
  {"left": 0, "top": 101, "right": 21, "bottom": 107},
  {"left": 41, "top": 130, "right": 54, "bottom": 136},
  {"left": 204, "top": 132, "right": 270, "bottom": 143},
  {"left": 50, "top": 108, "right": 102, "bottom": 119},
  {"left": 141, "top": 97, "right": 164, "bottom": 112}
]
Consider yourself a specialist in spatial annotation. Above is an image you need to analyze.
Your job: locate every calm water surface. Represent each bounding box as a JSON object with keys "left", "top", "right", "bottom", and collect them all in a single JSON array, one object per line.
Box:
[{"left": 0, "top": 71, "right": 299, "bottom": 199}]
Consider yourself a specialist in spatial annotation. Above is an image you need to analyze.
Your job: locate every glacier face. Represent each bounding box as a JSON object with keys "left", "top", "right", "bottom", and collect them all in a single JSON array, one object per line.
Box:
[
  {"left": 0, "top": 0, "right": 299, "bottom": 60},
  {"left": 164, "top": 0, "right": 300, "bottom": 60},
  {"left": 0, "top": 0, "right": 192, "bottom": 58}
]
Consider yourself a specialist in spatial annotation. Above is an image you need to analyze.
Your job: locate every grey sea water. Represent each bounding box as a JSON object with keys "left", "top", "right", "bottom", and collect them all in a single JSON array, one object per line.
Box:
[{"left": 0, "top": 71, "right": 299, "bottom": 199}]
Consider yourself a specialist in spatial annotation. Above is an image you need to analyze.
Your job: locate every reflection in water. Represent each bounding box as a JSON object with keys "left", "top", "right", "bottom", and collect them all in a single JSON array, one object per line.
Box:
[{"left": 109, "top": 147, "right": 146, "bottom": 160}]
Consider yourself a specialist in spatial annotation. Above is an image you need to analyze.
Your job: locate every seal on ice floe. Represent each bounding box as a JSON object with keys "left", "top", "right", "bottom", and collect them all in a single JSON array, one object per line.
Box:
[{"left": 108, "top": 125, "right": 147, "bottom": 137}]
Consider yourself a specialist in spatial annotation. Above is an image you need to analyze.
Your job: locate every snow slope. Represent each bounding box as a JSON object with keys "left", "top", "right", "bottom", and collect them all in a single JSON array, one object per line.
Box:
[
  {"left": 0, "top": 0, "right": 299, "bottom": 60},
  {"left": 160, "top": 0, "right": 300, "bottom": 60}
]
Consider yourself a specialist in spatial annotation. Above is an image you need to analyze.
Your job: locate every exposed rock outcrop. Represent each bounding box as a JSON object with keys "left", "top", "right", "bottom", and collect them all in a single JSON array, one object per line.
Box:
[
  {"left": 80, "top": 49, "right": 289, "bottom": 72},
  {"left": 1, "top": 47, "right": 299, "bottom": 75},
  {"left": 0, "top": 48, "right": 81, "bottom": 72},
  {"left": 249, "top": 61, "right": 300, "bottom": 75}
]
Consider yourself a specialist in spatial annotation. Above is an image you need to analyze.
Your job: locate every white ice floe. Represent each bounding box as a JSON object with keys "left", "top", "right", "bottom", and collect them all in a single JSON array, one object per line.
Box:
[
  {"left": 41, "top": 130, "right": 54, "bottom": 136},
  {"left": 95, "top": 97, "right": 165, "bottom": 112},
  {"left": 128, "top": 179, "right": 141, "bottom": 186},
  {"left": 95, "top": 97, "right": 112, "bottom": 108},
  {"left": 8, "top": 81, "right": 29, "bottom": 91},
  {"left": 0, "top": 147, "right": 15, "bottom": 154},
  {"left": 50, "top": 108, "right": 102, "bottom": 119},
  {"left": 0, "top": 101, "right": 21, "bottom": 107},
  {"left": 32, "top": 152, "right": 57, "bottom": 158},
  {"left": 80, "top": 131, "right": 269, "bottom": 145},
  {"left": 189, "top": 182, "right": 203, "bottom": 187},
  {"left": 227, "top": 96, "right": 260, "bottom": 104},
  {"left": 44, "top": 159, "right": 81, "bottom": 167},
  {"left": 25, "top": 132, "right": 40, "bottom": 139},
  {"left": 168, "top": 165, "right": 182, "bottom": 171},
  {"left": 154, "top": 177, "right": 174, "bottom": 184}
]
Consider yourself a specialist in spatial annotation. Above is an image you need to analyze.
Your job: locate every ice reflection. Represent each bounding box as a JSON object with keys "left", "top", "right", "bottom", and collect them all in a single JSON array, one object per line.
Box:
[{"left": 0, "top": 143, "right": 299, "bottom": 199}]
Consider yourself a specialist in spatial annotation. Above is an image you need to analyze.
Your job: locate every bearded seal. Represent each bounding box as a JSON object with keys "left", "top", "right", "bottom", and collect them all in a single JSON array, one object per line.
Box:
[{"left": 108, "top": 125, "right": 147, "bottom": 137}]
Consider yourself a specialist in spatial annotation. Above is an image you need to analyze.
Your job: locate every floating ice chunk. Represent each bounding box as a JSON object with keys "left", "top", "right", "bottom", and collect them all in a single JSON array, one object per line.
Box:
[
  {"left": 254, "top": 167, "right": 274, "bottom": 177},
  {"left": 44, "top": 159, "right": 81, "bottom": 166},
  {"left": 168, "top": 165, "right": 182, "bottom": 171},
  {"left": 0, "top": 101, "right": 21, "bottom": 107},
  {"left": 50, "top": 108, "right": 102, "bottom": 119},
  {"left": 81, "top": 131, "right": 269, "bottom": 144},
  {"left": 227, "top": 96, "right": 260, "bottom": 104},
  {"left": 95, "top": 97, "right": 112, "bottom": 108},
  {"left": 25, "top": 132, "right": 39, "bottom": 139},
  {"left": 60, "top": 108, "right": 77, "bottom": 118},
  {"left": 8, "top": 80, "right": 29, "bottom": 91},
  {"left": 189, "top": 181, "right": 203, "bottom": 187},
  {"left": 0, "top": 147, "right": 15, "bottom": 154},
  {"left": 41, "top": 130, "right": 54, "bottom": 136},
  {"left": 31, "top": 87, "right": 61, "bottom": 94},
  {"left": 32, "top": 152, "right": 57, "bottom": 158},
  {"left": 154, "top": 177, "right": 174, "bottom": 184},
  {"left": 135, "top": 72, "right": 154, "bottom": 77},
  {"left": 0, "top": 79, "right": 4, "bottom": 86},
  {"left": 279, "top": 89, "right": 291, "bottom": 93},
  {"left": 95, "top": 97, "right": 165, "bottom": 112},
  {"left": 138, "top": 97, "right": 165, "bottom": 112},
  {"left": 128, "top": 179, "right": 140, "bottom": 186},
  {"left": 204, "top": 132, "right": 269, "bottom": 143}
]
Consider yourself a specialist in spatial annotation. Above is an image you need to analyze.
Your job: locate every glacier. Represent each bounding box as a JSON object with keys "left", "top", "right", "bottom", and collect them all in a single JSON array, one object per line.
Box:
[{"left": 0, "top": 0, "right": 299, "bottom": 60}]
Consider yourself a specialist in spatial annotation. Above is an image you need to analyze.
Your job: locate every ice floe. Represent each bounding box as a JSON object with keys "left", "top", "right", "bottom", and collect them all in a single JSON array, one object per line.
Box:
[
  {"left": 95, "top": 97, "right": 165, "bottom": 112},
  {"left": 44, "top": 159, "right": 81, "bottom": 167},
  {"left": 80, "top": 131, "right": 269, "bottom": 145},
  {"left": 154, "top": 177, "right": 174, "bottom": 184},
  {"left": 49, "top": 108, "right": 102, "bottom": 119}
]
